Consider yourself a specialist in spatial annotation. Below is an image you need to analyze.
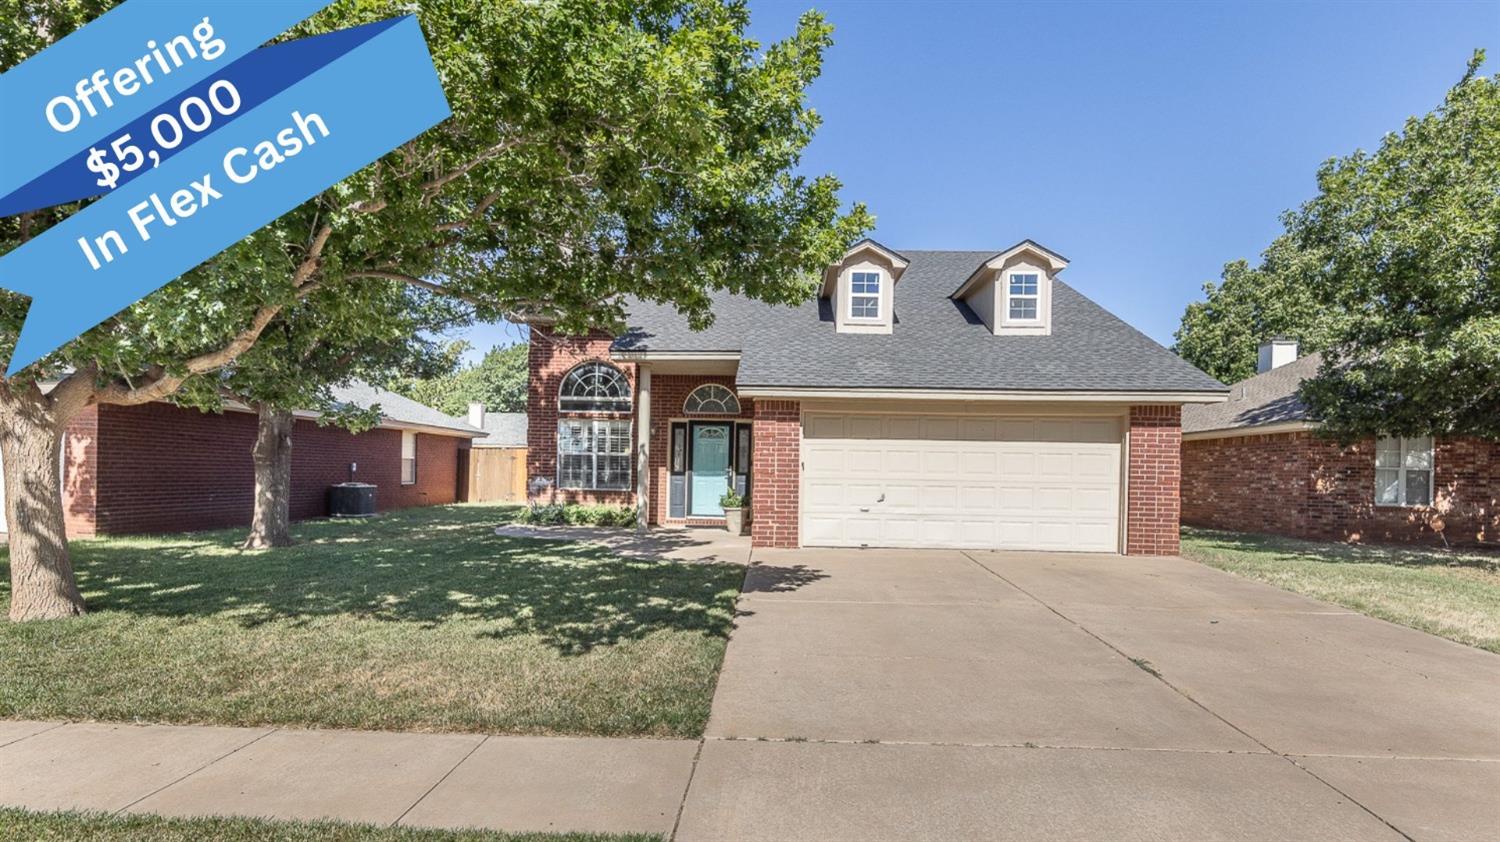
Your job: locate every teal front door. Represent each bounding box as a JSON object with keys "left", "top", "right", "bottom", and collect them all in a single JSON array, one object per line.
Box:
[{"left": 689, "top": 424, "right": 732, "bottom": 517}]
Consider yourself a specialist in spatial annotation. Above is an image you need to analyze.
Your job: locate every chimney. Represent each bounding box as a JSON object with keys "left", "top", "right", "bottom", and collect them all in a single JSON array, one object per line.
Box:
[
  {"left": 467, "top": 402, "right": 485, "bottom": 428},
  {"left": 1257, "top": 338, "right": 1299, "bottom": 373}
]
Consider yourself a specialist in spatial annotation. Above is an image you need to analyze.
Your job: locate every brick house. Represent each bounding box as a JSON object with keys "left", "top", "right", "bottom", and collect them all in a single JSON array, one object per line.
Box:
[
  {"left": 527, "top": 240, "right": 1227, "bottom": 554},
  {"left": 0, "top": 382, "right": 482, "bottom": 538},
  {"left": 1181, "top": 341, "right": 1500, "bottom": 548}
]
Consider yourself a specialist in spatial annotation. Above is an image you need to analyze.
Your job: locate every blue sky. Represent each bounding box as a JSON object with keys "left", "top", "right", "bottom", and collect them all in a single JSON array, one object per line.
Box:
[{"left": 455, "top": 0, "right": 1495, "bottom": 361}]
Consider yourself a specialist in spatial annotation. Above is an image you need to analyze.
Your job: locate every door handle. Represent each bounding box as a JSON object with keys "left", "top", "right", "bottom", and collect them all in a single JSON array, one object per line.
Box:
[
  {"left": 859, "top": 507, "right": 870, "bottom": 513},
  {"left": 877, "top": 493, "right": 886, "bottom": 503}
]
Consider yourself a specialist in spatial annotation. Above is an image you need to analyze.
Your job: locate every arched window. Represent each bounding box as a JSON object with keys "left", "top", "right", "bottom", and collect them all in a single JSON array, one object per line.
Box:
[
  {"left": 559, "top": 362, "right": 632, "bottom": 413},
  {"left": 684, "top": 384, "right": 740, "bottom": 415}
]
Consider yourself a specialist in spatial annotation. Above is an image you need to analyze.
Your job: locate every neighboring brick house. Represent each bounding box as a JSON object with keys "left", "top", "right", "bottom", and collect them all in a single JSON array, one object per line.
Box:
[
  {"left": 0, "top": 382, "right": 481, "bottom": 538},
  {"left": 527, "top": 239, "right": 1227, "bottom": 554},
  {"left": 1181, "top": 342, "right": 1500, "bottom": 548}
]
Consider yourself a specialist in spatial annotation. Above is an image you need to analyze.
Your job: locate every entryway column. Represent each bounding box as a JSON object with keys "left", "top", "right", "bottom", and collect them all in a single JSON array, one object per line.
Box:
[{"left": 636, "top": 365, "right": 652, "bottom": 532}]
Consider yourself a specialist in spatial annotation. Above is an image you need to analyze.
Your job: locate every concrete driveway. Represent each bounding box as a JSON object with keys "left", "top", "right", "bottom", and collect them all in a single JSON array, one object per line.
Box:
[{"left": 678, "top": 548, "right": 1500, "bottom": 841}]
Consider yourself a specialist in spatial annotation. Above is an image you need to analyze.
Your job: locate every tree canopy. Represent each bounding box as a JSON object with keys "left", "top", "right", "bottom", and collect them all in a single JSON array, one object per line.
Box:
[
  {"left": 1, "top": 0, "right": 872, "bottom": 620},
  {"left": 392, "top": 341, "right": 529, "bottom": 417},
  {"left": 1175, "top": 51, "right": 1498, "bottom": 440}
]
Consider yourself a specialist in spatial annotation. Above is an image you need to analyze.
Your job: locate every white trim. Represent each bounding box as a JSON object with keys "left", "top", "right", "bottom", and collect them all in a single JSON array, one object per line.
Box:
[
  {"left": 610, "top": 351, "right": 741, "bottom": 362},
  {"left": 738, "top": 386, "right": 1229, "bottom": 404},
  {"left": 1001, "top": 268, "right": 1043, "bottom": 327},
  {"left": 1181, "top": 421, "right": 1317, "bottom": 441},
  {"left": 1374, "top": 436, "right": 1435, "bottom": 508},
  {"left": 635, "top": 366, "right": 651, "bottom": 530},
  {"left": 846, "top": 269, "right": 883, "bottom": 322}
]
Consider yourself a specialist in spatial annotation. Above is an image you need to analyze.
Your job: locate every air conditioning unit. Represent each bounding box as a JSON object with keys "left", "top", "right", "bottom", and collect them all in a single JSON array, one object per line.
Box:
[{"left": 329, "top": 483, "right": 377, "bottom": 518}]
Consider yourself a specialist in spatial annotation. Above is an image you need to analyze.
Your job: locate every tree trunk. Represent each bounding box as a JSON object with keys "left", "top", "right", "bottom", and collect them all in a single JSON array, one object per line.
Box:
[
  {"left": 242, "top": 404, "right": 295, "bottom": 549},
  {"left": 0, "top": 389, "right": 85, "bottom": 621}
]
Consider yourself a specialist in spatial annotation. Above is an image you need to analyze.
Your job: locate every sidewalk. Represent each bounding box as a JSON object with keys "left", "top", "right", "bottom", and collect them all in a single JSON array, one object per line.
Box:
[{"left": 0, "top": 721, "right": 698, "bottom": 837}]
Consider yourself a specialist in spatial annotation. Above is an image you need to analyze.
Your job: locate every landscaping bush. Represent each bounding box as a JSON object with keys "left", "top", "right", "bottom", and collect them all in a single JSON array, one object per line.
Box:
[{"left": 520, "top": 503, "right": 637, "bottom": 528}]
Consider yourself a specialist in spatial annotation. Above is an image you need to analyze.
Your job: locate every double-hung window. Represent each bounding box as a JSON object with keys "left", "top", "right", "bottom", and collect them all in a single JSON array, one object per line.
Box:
[
  {"left": 1007, "top": 272, "right": 1040, "bottom": 321},
  {"left": 1374, "top": 436, "right": 1433, "bottom": 507},
  {"left": 849, "top": 271, "right": 881, "bottom": 319},
  {"left": 558, "top": 419, "right": 632, "bottom": 490},
  {"left": 400, "top": 431, "right": 418, "bottom": 485}
]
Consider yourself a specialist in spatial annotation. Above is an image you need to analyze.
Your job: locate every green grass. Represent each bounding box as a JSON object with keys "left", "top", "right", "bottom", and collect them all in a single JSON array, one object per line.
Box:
[
  {"left": 1181, "top": 527, "right": 1500, "bottom": 653},
  {"left": 0, "top": 808, "right": 658, "bottom": 841},
  {"left": 0, "top": 504, "right": 744, "bottom": 737}
]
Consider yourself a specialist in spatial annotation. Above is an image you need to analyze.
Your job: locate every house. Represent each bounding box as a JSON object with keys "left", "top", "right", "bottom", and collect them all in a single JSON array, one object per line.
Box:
[
  {"left": 1181, "top": 341, "right": 1500, "bottom": 547},
  {"left": 526, "top": 239, "right": 1228, "bottom": 554},
  {"left": 0, "top": 382, "right": 482, "bottom": 538},
  {"left": 459, "top": 404, "right": 529, "bottom": 503}
]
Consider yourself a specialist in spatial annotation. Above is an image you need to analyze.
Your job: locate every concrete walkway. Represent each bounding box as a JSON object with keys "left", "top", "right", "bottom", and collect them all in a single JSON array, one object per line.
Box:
[{"left": 2, "top": 548, "right": 1498, "bottom": 840}]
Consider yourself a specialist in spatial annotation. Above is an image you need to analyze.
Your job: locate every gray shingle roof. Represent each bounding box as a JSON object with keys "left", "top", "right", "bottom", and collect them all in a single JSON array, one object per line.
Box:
[
  {"left": 467, "top": 412, "right": 528, "bottom": 447},
  {"left": 614, "top": 250, "right": 1225, "bottom": 394},
  {"left": 330, "top": 382, "right": 483, "bottom": 437},
  {"left": 1180, "top": 353, "right": 1321, "bottom": 434}
]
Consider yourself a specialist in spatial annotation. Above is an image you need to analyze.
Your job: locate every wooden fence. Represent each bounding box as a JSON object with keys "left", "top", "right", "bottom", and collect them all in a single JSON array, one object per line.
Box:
[{"left": 462, "top": 446, "right": 528, "bottom": 504}]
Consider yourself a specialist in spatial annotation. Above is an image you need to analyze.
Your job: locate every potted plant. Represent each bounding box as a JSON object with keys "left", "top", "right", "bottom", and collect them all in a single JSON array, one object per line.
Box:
[{"left": 720, "top": 486, "right": 749, "bottom": 535}]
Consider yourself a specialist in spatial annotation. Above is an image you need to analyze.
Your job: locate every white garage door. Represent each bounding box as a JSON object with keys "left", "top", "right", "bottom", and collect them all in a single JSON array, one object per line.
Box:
[{"left": 802, "top": 413, "right": 1122, "bottom": 552}]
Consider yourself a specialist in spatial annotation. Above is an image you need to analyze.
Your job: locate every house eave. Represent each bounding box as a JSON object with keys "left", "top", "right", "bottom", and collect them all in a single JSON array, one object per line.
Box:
[
  {"left": 735, "top": 386, "right": 1230, "bottom": 404},
  {"left": 1181, "top": 420, "right": 1318, "bottom": 441}
]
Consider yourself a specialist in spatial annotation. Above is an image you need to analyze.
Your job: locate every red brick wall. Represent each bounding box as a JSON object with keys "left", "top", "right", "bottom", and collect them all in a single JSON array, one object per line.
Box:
[
  {"left": 646, "top": 374, "right": 754, "bottom": 525},
  {"left": 84, "top": 402, "right": 461, "bottom": 536},
  {"left": 62, "top": 407, "right": 100, "bottom": 538},
  {"left": 1126, "top": 405, "right": 1182, "bottom": 556},
  {"left": 526, "top": 329, "right": 638, "bottom": 507},
  {"left": 1184, "top": 431, "right": 1500, "bottom": 548},
  {"left": 751, "top": 400, "right": 801, "bottom": 548}
]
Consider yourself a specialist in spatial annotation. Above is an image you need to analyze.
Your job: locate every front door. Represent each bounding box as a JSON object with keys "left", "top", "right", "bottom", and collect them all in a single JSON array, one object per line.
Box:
[{"left": 689, "top": 423, "right": 732, "bottom": 517}]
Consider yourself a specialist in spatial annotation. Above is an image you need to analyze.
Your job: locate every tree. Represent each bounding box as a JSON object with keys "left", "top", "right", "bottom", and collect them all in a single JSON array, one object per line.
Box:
[
  {"left": 1, "top": 0, "right": 872, "bottom": 620},
  {"left": 1174, "top": 50, "right": 1498, "bottom": 438},
  {"left": 1173, "top": 240, "right": 1349, "bottom": 384},
  {"left": 1292, "top": 52, "right": 1500, "bottom": 442},
  {"left": 392, "top": 341, "right": 529, "bottom": 416},
  {"left": 219, "top": 284, "right": 469, "bottom": 549}
]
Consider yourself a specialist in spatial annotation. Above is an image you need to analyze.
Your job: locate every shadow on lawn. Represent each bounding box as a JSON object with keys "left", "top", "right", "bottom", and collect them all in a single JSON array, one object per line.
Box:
[
  {"left": 1183, "top": 527, "right": 1500, "bottom": 572},
  {"left": 46, "top": 506, "right": 822, "bottom": 655}
]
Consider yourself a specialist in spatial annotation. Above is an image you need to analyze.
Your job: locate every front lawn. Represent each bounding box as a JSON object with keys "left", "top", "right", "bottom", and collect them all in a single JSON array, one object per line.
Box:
[
  {"left": 0, "top": 808, "right": 657, "bottom": 842},
  {"left": 1181, "top": 527, "right": 1500, "bottom": 653},
  {"left": 0, "top": 504, "right": 743, "bottom": 737}
]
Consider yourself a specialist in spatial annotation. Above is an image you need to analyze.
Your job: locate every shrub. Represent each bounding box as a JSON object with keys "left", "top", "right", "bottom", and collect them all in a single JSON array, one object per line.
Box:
[
  {"left": 520, "top": 503, "right": 637, "bottom": 528},
  {"left": 720, "top": 488, "right": 746, "bottom": 509}
]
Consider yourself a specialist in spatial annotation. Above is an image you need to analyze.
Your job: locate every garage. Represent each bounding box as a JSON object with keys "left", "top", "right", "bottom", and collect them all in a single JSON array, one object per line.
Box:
[{"left": 801, "top": 412, "right": 1123, "bottom": 552}]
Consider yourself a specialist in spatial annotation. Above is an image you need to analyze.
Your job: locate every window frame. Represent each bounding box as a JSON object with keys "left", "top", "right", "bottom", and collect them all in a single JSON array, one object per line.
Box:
[
  {"left": 558, "top": 361, "right": 632, "bottom": 414},
  {"left": 1374, "top": 436, "right": 1434, "bottom": 508},
  {"left": 1004, "top": 271, "right": 1041, "bottom": 323},
  {"left": 684, "top": 384, "right": 741, "bottom": 415},
  {"left": 847, "top": 270, "right": 882, "bottom": 321},
  {"left": 556, "top": 418, "right": 633, "bottom": 491},
  {"left": 400, "top": 430, "right": 418, "bottom": 486}
]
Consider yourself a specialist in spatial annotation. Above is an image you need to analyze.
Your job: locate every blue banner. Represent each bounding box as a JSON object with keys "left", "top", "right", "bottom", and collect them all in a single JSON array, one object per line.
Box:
[
  {"left": 0, "top": 0, "right": 333, "bottom": 204},
  {"left": 0, "top": 14, "right": 452, "bottom": 375}
]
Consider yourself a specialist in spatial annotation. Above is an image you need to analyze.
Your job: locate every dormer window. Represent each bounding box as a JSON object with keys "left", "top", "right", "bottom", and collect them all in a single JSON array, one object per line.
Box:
[
  {"left": 951, "top": 240, "right": 1068, "bottom": 337},
  {"left": 1007, "top": 273, "right": 1040, "bottom": 321},
  {"left": 850, "top": 271, "right": 882, "bottom": 319}
]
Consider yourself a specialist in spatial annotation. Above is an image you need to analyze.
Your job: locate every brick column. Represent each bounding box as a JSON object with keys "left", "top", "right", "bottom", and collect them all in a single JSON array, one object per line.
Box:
[
  {"left": 1126, "top": 405, "right": 1182, "bottom": 555},
  {"left": 751, "top": 400, "right": 800, "bottom": 548}
]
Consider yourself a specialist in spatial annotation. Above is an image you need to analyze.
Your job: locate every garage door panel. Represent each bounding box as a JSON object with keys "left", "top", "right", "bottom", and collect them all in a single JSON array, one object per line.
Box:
[
  {"left": 921, "top": 450, "right": 961, "bottom": 475},
  {"left": 924, "top": 418, "right": 960, "bottom": 440},
  {"left": 805, "top": 415, "right": 845, "bottom": 439},
  {"left": 802, "top": 413, "right": 1122, "bottom": 552},
  {"left": 885, "top": 449, "right": 922, "bottom": 474},
  {"left": 958, "top": 485, "right": 999, "bottom": 511},
  {"left": 998, "top": 451, "right": 1036, "bottom": 476},
  {"left": 960, "top": 451, "right": 998, "bottom": 474}
]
